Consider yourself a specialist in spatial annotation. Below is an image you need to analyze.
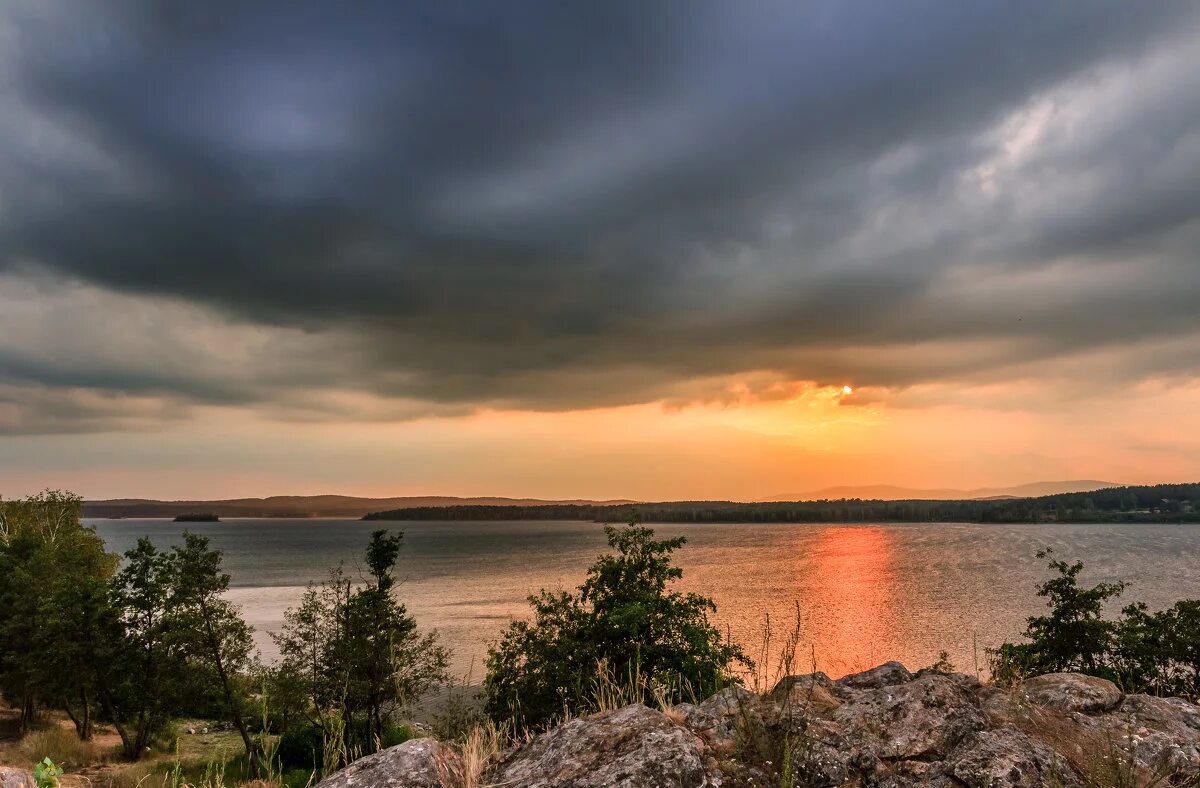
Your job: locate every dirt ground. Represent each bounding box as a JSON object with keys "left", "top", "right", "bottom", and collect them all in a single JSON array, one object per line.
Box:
[{"left": 0, "top": 706, "right": 251, "bottom": 788}]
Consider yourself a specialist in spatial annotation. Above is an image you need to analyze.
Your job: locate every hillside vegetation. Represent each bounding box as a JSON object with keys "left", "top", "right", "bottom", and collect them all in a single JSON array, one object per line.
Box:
[{"left": 364, "top": 482, "right": 1200, "bottom": 523}]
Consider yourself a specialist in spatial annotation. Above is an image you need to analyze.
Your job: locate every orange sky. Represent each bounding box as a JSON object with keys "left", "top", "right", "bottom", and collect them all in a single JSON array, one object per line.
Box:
[{"left": 4, "top": 378, "right": 1197, "bottom": 500}]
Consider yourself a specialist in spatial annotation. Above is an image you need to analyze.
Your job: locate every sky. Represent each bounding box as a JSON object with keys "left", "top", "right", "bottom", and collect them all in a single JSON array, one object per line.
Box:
[{"left": 1, "top": 1, "right": 1199, "bottom": 501}]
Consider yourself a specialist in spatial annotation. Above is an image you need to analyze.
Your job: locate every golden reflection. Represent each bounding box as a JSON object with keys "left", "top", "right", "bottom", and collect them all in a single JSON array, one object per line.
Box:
[{"left": 809, "top": 526, "right": 898, "bottom": 677}]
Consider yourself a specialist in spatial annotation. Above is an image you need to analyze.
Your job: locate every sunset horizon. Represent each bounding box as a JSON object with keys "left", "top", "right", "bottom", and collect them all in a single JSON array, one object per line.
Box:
[{"left": 2, "top": 3, "right": 1199, "bottom": 501}]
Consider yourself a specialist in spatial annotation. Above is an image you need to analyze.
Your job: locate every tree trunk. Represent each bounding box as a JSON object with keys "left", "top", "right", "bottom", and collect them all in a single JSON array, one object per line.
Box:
[
  {"left": 81, "top": 687, "right": 93, "bottom": 740},
  {"left": 97, "top": 683, "right": 133, "bottom": 759},
  {"left": 198, "top": 600, "right": 258, "bottom": 768},
  {"left": 19, "top": 695, "right": 35, "bottom": 734}
]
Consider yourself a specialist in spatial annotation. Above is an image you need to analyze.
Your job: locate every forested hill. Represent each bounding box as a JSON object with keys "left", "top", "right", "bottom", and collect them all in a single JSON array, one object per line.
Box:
[{"left": 363, "top": 483, "right": 1200, "bottom": 523}]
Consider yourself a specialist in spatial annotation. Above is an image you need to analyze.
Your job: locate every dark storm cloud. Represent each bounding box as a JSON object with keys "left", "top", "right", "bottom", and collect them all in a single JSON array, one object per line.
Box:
[{"left": 2, "top": 0, "right": 1200, "bottom": 426}]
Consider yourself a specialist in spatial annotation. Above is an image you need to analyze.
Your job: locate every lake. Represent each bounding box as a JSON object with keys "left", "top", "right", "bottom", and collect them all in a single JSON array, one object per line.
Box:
[{"left": 89, "top": 519, "right": 1200, "bottom": 681}]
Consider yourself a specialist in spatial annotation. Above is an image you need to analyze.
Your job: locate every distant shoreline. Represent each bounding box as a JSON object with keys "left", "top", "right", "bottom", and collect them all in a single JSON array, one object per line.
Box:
[
  {"left": 82, "top": 482, "right": 1198, "bottom": 525},
  {"left": 362, "top": 482, "right": 1199, "bottom": 525}
]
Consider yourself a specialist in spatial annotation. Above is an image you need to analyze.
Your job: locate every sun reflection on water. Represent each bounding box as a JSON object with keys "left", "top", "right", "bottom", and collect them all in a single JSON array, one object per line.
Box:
[{"left": 807, "top": 526, "right": 898, "bottom": 676}]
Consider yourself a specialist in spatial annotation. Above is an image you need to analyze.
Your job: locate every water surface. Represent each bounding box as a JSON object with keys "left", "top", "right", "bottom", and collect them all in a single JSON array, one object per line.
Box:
[{"left": 90, "top": 519, "right": 1200, "bottom": 680}]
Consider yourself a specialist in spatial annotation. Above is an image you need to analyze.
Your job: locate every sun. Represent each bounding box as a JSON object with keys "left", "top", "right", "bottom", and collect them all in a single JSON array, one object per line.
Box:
[{"left": 842, "top": 385, "right": 854, "bottom": 395}]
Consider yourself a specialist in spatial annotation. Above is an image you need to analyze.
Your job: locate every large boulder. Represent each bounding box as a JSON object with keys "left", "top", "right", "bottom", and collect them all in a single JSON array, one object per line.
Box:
[
  {"left": 485, "top": 703, "right": 717, "bottom": 787},
  {"left": 1022, "top": 673, "right": 1122, "bottom": 714},
  {"left": 945, "top": 725, "right": 1078, "bottom": 787},
  {"left": 315, "top": 738, "right": 462, "bottom": 788},
  {"left": 838, "top": 661, "right": 914, "bottom": 692},
  {"left": 0, "top": 769, "right": 34, "bottom": 788},
  {"left": 833, "top": 672, "right": 985, "bottom": 762}
]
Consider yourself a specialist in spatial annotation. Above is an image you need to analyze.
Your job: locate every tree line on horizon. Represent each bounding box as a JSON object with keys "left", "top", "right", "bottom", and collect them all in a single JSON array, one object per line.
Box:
[{"left": 362, "top": 482, "right": 1200, "bottom": 523}]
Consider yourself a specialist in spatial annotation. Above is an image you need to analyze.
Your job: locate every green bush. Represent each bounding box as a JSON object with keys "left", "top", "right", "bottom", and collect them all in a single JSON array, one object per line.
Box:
[
  {"left": 992, "top": 549, "right": 1200, "bottom": 698},
  {"left": 379, "top": 722, "right": 415, "bottom": 749},
  {"left": 485, "top": 519, "right": 750, "bottom": 729},
  {"left": 276, "top": 724, "right": 325, "bottom": 771}
]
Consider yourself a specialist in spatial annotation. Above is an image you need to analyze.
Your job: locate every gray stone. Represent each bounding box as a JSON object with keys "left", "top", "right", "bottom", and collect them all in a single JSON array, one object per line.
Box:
[
  {"left": 946, "top": 725, "right": 1078, "bottom": 787},
  {"left": 315, "top": 738, "right": 462, "bottom": 788},
  {"left": 838, "top": 661, "right": 914, "bottom": 691},
  {"left": 0, "top": 769, "right": 35, "bottom": 788},
  {"left": 675, "top": 685, "right": 764, "bottom": 752},
  {"left": 833, "top": 672, "right": 985, "bottom": 761},
  {"left": 485, "top": 703, "right": 717, "bottom": 787},
  {"left": 1023, "top": 673, "right": 1123, "bottom": 714},
  {"left": 1109, "top": 694, "right": 1200, "bottom": 776},
  {"left": 771, "top": 672, "right": 844, "bottom": 714}
]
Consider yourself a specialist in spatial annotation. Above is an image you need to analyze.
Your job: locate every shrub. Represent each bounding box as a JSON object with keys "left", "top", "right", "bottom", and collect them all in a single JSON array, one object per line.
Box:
[
  {"left": 485, "top": 519, "right": 750, "bottom": 729},
  {"left": 992, "top": 549, "right": 1200, "bottom": 699},
  {"left": 990, "top": 549, "right": 1126, "bottom": 684},
  {"left": 379, "top": 722, "right": 415, "bottom": 750},
  {"left": 275, "top": 724, "right": 324, "bottom": 771},
  {"left": 32, "top": 758, "right": 63, "bottom": 788}
]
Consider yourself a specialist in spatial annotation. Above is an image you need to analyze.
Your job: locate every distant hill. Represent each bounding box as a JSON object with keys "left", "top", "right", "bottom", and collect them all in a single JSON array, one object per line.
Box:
[
  {"left": 83, "top": 494, "right": 637, "bottom": 519},
  {"left": 762, "top": 480, "right": 1121, "bottom": 502},
  {"left": 363, "top": 483, "right": 1200, "bottom": 524}
]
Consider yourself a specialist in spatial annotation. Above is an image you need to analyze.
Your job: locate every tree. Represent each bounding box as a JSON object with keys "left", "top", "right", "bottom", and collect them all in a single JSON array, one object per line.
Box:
[
  {"left": 340, "top": 531, "right": 449, "bottom": 750},
  {"left": 167, "top": 533, "right": 259, "bottom": 763},
  {"left": 991, "top": 549, "right": 1127, "bottom": 683},
  {"left": 0, "top": 491, "right": 118, "bottom": 735},
  {"left": 271, "top": 571, "right": 351, "bottom": 736},
  {"left": 106, "top": 538, "right": 185, "bottom": 759},
  {"left": 485, "top": 520, "right": 750, "bottom": 729},
  {"left": 271, "top": 530, "right": 448, "bottom": 763}
]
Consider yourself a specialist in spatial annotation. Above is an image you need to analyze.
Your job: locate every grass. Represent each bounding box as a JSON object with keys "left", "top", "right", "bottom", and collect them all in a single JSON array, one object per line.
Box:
[{"left": 16, "top": 728, "right": 108, "bottom": 771}]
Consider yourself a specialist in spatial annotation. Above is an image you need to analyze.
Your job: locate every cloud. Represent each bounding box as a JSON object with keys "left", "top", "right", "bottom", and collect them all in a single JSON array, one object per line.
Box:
[{"left": 1, "top": 0, "right": 1199, "bottom": 433}]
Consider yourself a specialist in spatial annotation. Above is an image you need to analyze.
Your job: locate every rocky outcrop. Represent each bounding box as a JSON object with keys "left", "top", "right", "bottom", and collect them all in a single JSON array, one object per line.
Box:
[
  {"left": 484, "top": 704, "right": 716, "bottom": 787},
  {"left": 314, "top": 665, "right": 1200, "bottom": 788},
  {"left": 945, "top": 726, "right": 1078, "bottom": 787},
  {"left": 315, "top": 738, "right": 462, "bottom": 788},
  {"left": 0, "top": 769, "right": 35, "bottom": 788},
  {"left": 1021, "top": 672, "right": 1123, "bottom": 714}
]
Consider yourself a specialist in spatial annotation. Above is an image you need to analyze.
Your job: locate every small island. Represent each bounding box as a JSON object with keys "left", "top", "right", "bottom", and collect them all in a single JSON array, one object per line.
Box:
[{"left": 173, "top": 512, "right": 220, "bottom": 522}]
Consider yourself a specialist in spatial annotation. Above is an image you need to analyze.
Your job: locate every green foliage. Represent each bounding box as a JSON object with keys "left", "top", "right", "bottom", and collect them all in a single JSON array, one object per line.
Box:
[
  {"left": 270, "top": 530, "right": 448, "bottom": 764},
  {"left": 992, "top": 550, "right": 1200, "bottom": 698},
  {"left": 0, "top": 491, "right": 118, "bottom": 737},
  {"left": 166, "top": 533, "right": 259, "bottom": 760},
  {"left": 990, "top": 549, "right": 1127, "bottom": 682},
  {"left": 484, "top": 519, "right": 750, "bottom": 729},
  {"left": 276, "top": 724, "right": 325, "bottom": 771},
  {"left": 33, "top": 757, "right": 63, "bottom": 788}
]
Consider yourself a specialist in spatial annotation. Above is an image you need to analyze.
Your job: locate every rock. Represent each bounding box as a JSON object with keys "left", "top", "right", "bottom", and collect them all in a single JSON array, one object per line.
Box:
[
  {"left": 1108, "top": 694, "right": 1200, "bottom": 775},
  {"left": 0, "top": 769, "right": 34, "bottom": 788},
  {"left": 1023, "top": 673, "right": 1123, "bottom": 714},
  {"left": 674, "top": 685, "right": 764, "bottom": 752},
  {"left": 771, "top": 672, "right": 843, "bottom": 714},
  {"left": 946, "top": 725, "right": 1078, "bottom": 787},
  {"left": 485, "top": 703, "right": 716, "bottom": 787},
  {"left": 780, "top": 725, "right": 855, "bottom": 788},
  {"left": 315, "top": 738, "right": 462, "bottom": 788},
  {"left": 838, "top": 661, "right": 914, "bottom": 691},
  {"left": 1119, "top": 693, "right": 1200, "bottom": 736},
  {"left": 833, "top": 672, "right": 985, "bottom": 761}
]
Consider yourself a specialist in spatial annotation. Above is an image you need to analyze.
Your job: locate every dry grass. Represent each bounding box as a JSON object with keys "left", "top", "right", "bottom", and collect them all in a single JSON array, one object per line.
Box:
[
  {"left": 16, "top": 727, "right": 109, "bottom": 770},
  {"left": 457, "top": 722, "right": 504, "bottom": 788}
]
